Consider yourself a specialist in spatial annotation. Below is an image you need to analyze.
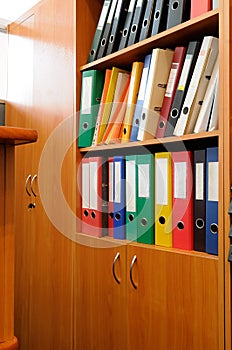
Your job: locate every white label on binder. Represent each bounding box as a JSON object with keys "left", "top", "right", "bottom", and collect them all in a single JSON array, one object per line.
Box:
[
  {"left": 115, "top": 0, "right": 123, "bottom": 19},
  {"left": 108, "top": 0, "right": 118, "bottom": 23},
  {"left": 129, "top": 0, "right": 136, "bottom": 13},
  {"left": 82, "top": 163, "right": 89, "bottom": 208},
  {"left": 195, "top": 163, "right": 204, "bottom": 200},
  {"left": 109, "top": 162, "right": 114, "bottom": 202},
  {"left": 81, "top": 76, "right": 92, "bottom": 114},
  {"left": 98, "top": 1, "right": 110, "bottom": 29},
  {"left": 138, "top": 67, "right": 148, "bottom": 100},
  {"left": 126, "top": 160, "right": 136, "bottom": 211},
  {"left": 90, "top": 161, "right": 98, "bottom": 210},
  {"left": 156, "top": 158, "right": 168, "bottom": 205},
  {"left": 115, "top": 161, "right": 121, "bottom": 203},
  {"left": 208, "top": 162, "right": 219, "bottom": 202},
  {"left": 177, "top": 54, "right": 192, "bottom": 91},
  {"left": 174, "top": 162, "right": 187, "bottom": 199},
  {"left": 138, "top": 164, "right": 150, "bottom": 198},
  {"left": 165, "top": 63, "right": 179, "bottom": 97},
  {"left": 137, "top": 0, "right": 143, "bottom": 7}
]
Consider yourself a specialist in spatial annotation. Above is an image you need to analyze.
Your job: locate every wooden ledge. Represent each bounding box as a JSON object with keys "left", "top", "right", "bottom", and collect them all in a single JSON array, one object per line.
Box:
[
  {"left": 0, "top": 337, "right": 18, "bottom": 349},
  {"left": 0, "top": 126, "right": 38, "bottom": 145}
]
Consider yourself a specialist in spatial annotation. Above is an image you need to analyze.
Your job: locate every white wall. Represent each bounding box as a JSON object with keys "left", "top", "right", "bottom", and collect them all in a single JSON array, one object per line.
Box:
[{"left": 0, "top": 32, "right": 7, "bottom": 100}]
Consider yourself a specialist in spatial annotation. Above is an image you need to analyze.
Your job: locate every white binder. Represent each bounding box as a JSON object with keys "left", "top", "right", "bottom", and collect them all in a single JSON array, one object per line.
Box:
[{"left": 173, "top": 36, "right": 218, "bottom": 136}]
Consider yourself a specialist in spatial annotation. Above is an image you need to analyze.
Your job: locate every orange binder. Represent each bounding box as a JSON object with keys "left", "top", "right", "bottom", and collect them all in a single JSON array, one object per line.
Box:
[
  {"left": 172, "top": 151, "right": 194, "bottom": 250},
  {"left": 120, "top": 61, "right": 144, "bottom": 142},
  {"left": 101, "top": 74, "right": 131, "bottom": 143},
  {"left": 92, "top": 69, "right": 112, "bottom": 146},
  {"left": 97, "top": 67, "right": 128, "bottom": 144},
  {"left": 105, "top": 86, "right": 130, "bottom": 144}
]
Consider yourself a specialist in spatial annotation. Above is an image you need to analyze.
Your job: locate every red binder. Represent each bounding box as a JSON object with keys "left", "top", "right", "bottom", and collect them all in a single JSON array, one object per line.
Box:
[
  {"left": 81, "top": 157, "right": 102, "bottom": 237},
  {"left": 172, "top": 151, "right": 194, "bottom": 250},
  {"left": 108, "top": 157, "right": 114, "bottom": 237},
  {"left": 155, "top": 46, "right": 186, "bottom": 139},
  {"left": 190, "top": 0, "right": 211, "bottom": 19}
]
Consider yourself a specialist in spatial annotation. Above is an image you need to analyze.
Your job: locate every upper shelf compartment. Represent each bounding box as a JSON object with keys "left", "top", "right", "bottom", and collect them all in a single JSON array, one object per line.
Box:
[{"left": 81, "top": 9, "right": 219, "bottom": 72}]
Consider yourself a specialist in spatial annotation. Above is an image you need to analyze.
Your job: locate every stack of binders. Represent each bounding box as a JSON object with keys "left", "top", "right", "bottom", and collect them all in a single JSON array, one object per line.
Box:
[
  {"left": 79, "top": 36, "right": 219, "bottom": 147},
  {"left": 86, "top": 0, "right": 214, "bottom": 63},
  {"left": 80, "top": 148, "right": 219, "bottom": 255}
]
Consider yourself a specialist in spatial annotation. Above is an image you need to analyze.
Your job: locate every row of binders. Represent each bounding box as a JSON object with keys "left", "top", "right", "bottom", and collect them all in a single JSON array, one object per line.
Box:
[
  {"left": 81, "top": 147, "right": 219, "bottom": 255},
  {"left": 87, "top": 0, "right": 219, "bottom": 63},
  {"left": 78, "top": 36, "right": 219, "bottom": 147}
]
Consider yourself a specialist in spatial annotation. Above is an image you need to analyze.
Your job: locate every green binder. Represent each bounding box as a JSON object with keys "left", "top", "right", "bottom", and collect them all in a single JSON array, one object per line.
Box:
[
  {"left": 137, "top": 153, "right": 155, "bottom": 244},
  {"left": 78, "top": 70, "right": 105, "bottom": 147},
  {"left": 126, "top": 155, "right": 138, "bottom": 242}
]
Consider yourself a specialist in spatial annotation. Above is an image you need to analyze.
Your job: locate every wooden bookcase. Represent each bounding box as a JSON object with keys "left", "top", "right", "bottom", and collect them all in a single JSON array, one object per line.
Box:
[
  {"left": 75, "top": 1, "right": 232, "bottom": 350},
  {"left": 5, "top": 0, "right": 232, "bottom": 349}
]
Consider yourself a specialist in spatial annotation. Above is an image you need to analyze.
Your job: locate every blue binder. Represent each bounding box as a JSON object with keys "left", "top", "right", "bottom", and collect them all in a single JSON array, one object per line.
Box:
[
  {"left": 206, "top": 147, "right": 218, "bottom": 255},
  {"left": 130, "top": 54, "right": 151, "bottom": 141},
  {"left": 113, "top": 156, "right": 126, "bottom": 239}
]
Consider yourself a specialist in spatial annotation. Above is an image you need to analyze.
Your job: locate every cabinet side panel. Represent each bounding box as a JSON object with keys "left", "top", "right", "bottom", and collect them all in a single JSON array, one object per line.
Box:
[{"left": 0, "top": 146, "right": 5, "bottom": 341}]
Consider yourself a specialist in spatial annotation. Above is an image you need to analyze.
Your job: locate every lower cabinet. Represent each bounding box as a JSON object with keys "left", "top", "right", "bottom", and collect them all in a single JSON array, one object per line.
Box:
[
  {"left": 74, "top": 241, "right": 219, "bottom": 350},
  {"left": 74, "top": 242, "right": 127, "bottom": 350},
  {"left": 127, "top": 245, "right": 219, "bottom": 350}
]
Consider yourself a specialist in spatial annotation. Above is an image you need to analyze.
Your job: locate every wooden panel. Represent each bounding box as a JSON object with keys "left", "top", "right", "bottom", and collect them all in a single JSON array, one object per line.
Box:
[
  {"left": 4, "top": 147, "right": 15, "bottom": 340},
  {"left": 7, "top": 0, "right": 76, "bottom": 348},
  {"left": 0, "top": 146, "right": 5, "bottom": 341},
  {"left": 220, "top": 0, "right": 232, "bottom": 349},
  {"left": 127, "top": 245, "right": 219, "bottom": 350},
  {"left": 74, "top": 243, "right": 127, "bottom": 350},
  {"left": 76, "top": 0, "right": 103, "bottom": 110}
]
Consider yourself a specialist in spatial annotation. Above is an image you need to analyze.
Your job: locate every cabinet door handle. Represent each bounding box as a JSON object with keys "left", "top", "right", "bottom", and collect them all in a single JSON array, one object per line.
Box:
[
  {"left": 25, "top": 174, "right": 32, "bottom": 196},
  {"left": 130, "top": 255, "right": 137, "bottom": 289},
  {"left": 112, "top": 252, "right": 120, "bottom": 284},
  {"left": 30, "top": 174, "right": 38, "bottom": 197}
]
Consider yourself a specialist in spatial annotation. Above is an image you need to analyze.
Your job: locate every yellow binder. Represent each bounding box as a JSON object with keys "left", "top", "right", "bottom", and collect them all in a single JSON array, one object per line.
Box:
[
  {"left": 155, "top": 152, "right": 172, "bottom": 247},
  {"left": 120, "top": 61, "right": 144, "bottom": 143},
  {"left": 97, "top": 67, "right": 128, "bottom": 144}
]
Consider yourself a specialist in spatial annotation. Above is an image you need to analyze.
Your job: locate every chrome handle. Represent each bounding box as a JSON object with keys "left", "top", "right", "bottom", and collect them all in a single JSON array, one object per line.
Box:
[
  {"left": 130, "top": 255, "right": 137, "bottom": 289},
  {"left": 25, "top": 174, "right": 32, "bottom": 196},
  {"left": 30, "top": 174, "right": 38, "bottom": 197},
  {"left": 112, "top": 252, "right": 120, "bottom": 284}
]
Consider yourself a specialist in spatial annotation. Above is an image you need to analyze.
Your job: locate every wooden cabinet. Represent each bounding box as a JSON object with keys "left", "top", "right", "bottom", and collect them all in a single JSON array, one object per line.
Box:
[
  {"left": 75, "top": 1, "right": 230, "bottom": 350},
  {"left": 0, "top": 126, "right": 37, "bottom": 350},
  {"left": 73, "top": 239, "right": 219, "bottom": 349},
  {"left": 5, "top": 0, "right": 232, "bottom": 349},
  {"left": 6, "top": 0, "right": 76, "bottom": 349}
]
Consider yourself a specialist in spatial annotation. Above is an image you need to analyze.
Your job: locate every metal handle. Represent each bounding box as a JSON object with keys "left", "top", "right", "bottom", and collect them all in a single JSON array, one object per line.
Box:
[
  {"left": 130, "top": 255, "right": 137, "bottom": 289},
  {"left": 112, "top": 252, "right": 120, "bottom": 284},
  {"left": 25, "top": 174, "right": 32, "bottom": 196},
  {"left": 30, "top": 174, "right": 38, "bottom": 197}
]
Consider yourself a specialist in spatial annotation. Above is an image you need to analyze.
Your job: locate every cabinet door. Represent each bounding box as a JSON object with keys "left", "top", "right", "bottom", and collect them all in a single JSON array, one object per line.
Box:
[
  {"left": 127, "top": 245, "right": 219, "bottom": 350},
  {"left": 74, "top": 242, "right": 127, "bottom": 350}
]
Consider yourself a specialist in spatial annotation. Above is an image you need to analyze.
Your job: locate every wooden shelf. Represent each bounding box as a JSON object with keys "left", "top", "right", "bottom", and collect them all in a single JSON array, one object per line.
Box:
[
  {"left": 75, "top": 232, "right": 218, "bottom": 260},
  {"left": 81, "top": 9, "right": 219, "bottom": 71},
  {"left": 0, "top": 126, "right": 38, "bottom": 145},
  {"left": 79, "top": 130, "right": 219, "bottom": 153}
]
